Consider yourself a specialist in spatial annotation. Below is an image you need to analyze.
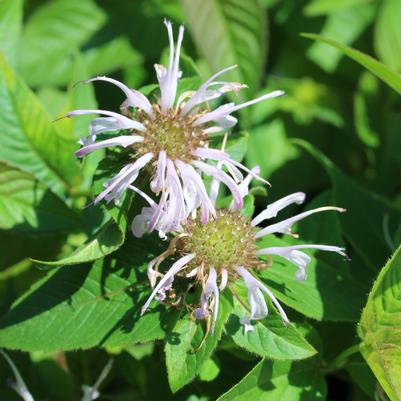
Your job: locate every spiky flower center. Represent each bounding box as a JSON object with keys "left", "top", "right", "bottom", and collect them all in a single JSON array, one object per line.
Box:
[
  {"left": 180, "top": 211, "right": 260, "bottom": 273},
  {"left": 133, "top": 106, "right": 208, "bottom": 162}
]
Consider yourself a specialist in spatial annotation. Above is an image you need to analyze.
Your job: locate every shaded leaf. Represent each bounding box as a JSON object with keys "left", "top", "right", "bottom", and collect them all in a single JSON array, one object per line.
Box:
[
  {"left": 0, "top": 237, "right": 176, "bottom": 351},
  {"left": 0, "top": 162, "right": 81, "bottom": 233}
]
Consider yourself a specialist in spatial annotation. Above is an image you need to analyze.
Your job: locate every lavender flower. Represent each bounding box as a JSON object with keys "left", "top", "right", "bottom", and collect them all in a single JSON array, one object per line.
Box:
[
  {"left": 63, "top": 20, "right": 283, "bottom": 233},
  {"left": 140, "top": 172, "right": 347, "bottom": 333}
]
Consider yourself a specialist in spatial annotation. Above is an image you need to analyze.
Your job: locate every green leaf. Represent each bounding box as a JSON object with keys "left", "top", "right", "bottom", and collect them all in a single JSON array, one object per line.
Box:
[
  {"left": 199, "top": 357, "right": 220, "bottom": 382},
  {"left": 0, "top": 162, "right": 81, "bottom": 233},
  {"left": 0, "top": 53, "right": 82, "bottom": 197},
  {"left": 246, "top": 119, "right": 298, "bottom": 179},
  {"left": 295, "top": 139, "right": 401, "bottom": 270},
  {"left": 257, "top": 235, "right": 364, "bottom": 322},
  {"left": 19, "top": 0, "right": 106, "bottom": 86},
  {"left": 305, "top": 4, "right": 375, "bottom": 72},
  {"left": 374, "top": 0, "right": 401, "bottom": 72},
  {"left": 217, "top": 358, "right": 326, "bottom": 401},
  {"left": 359, "top": 244, "right": 401, "bottom": 401},
  {"left": 165, "top": 294, "right": 232, "bottom": 392},
  {"left": 226, "top": 293, "right": 316, "bottom": 360},
  {"left": 303, "top": 0, "right": 373, "bottom": 16},
  {"left": 31, "top": 219, "right": 124, "bottom": 268},
  {"left": 301, "top": 33, "right": 401, "bottom": 95},
  {"left": 0, "top": 237, "right": 176, "bottom": 351},
  {"left": 182, "top": 0, "right": 267, "bottom": 97},
  {"left": 0, "top": 0, "right": 22, "bottom": 67}
]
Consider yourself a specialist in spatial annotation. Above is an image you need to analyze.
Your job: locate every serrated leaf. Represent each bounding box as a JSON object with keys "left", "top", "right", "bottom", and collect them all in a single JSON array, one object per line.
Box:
[
  {"left": 165, "top": 294, "right": 233, "bottom": 393},
  {"left": 302, "top": 33, "right": 401, "bottom": 95},
  {"left": 359, "top": 244, "right": 401, "bottom": 401},
  {"left": 182, "top": 0, "right": 267, "bottom": 97},
  {"left": 217, "top": 358, "right": 326, "bottom": 401},
  {"left": 226, "top": 294, "right": 316, "bottom": 360},
  {"left": 0, "top": 0, "right": 22, "bottom": 67},
  {"left": 19, "top": 0, "right": 106, "bottom": 86},
  {"left": 0, "top": 237, "right": 176, "bottom": 351},
  {"left": 0, "top": 162, "right": 81, "bottom": 233},
  {"left": 0, "top": 54, "right": 82, "bottom": 197}
]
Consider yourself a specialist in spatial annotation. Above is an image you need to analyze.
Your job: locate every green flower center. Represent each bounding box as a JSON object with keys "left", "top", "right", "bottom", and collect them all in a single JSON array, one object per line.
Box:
[
  {"left": 180, "top": 211, "right": 259, "bottom": 273},
  {"left": 133, "top": 106, "right": 208, "bottom": 162}
]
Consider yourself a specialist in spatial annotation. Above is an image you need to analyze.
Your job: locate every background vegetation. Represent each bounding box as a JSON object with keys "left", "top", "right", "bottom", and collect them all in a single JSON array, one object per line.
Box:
[{"left": 0, "top": 0, "right": 401, "bottom": 400}]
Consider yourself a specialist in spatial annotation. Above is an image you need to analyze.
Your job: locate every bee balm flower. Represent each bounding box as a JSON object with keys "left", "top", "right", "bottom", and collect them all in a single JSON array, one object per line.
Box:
[
  {"left": 64, "top": 20, "right": 283, "bottom": 231},
  {"left": 140, "top": 188, "right": 346, "bottom": 333}
]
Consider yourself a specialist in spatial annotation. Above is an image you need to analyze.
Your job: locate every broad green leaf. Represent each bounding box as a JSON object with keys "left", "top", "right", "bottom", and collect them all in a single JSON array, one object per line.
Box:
[
  {"left": 182, "top": 0, "right": 267, "bottom": 97},
  {"left": 0, "top": 54, "right": 82, "bottom": 197},
  {"left": 0, "top": 237, "right": 176, "bottom": 351},
  {"left": 0, "top": 0, "right": 22, "bottom": 67},
  {"left": 295, "top": 139, "right": 401, "bottom": 270},
  {"left": 306, "top": 4, "right": 375, "bottom": 72},
  {"left": 257, "top": 235, "right": 364, "bottom": 321},
  {"left": 19, "top": 0, "right": 106, "bottom": 86},
  {"left": 359, "top": 244, "right": 401, "bottom": 401},
  {"left": 303, "top": 0, "right": 372, "bottom": 16},
  {"left": 165, "top": 294, "right": 233, "bottom": 393},
  {"left": 83, "top": 36, "right": 143, "bottom": 78},
  {"left": 302, "top": 33, "right": 401, "bottom": 95},
  {"left": 374, "top": 0, "right": 401, "bottom": 72},
  {"left": 246, "top": 120, "right": 298, "bottom": 179},
  {"left": 31, "top": 219, "right": 124, "bottom": 268},
  {"left": 199, "top": 357, "right": 220, "bottom": 382},
  {"left": 32, "top": 190, "right": 130, "bottom": 267},
  {"left": 217, "top": 358, "right": 326, "bottom": 401},
  {"left": 0, "top": 162, "right": 81, "bottom": 233},
  {"left": 226, "top": 293, "right": 316, "bottom": 360}
]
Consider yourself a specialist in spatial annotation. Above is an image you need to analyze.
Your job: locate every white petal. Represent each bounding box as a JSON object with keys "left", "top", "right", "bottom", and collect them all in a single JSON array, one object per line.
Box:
[
  {"left": 254, "top": 206, "right": 346, "bottom": 239},
  {"left": 84, "top": 76, "right": 153, "bottom": 116},
  {"left": 235, "top": 266, "right": 289, "bottom": 325},
  {"left": 76, "top": 135, "right": 143, "bottom": 157},
  {"left": 141, "top": 253, "right": 195, "bottom": 315},
  {"left": 256, "top": 244, "right": 347, "bottom": 281},
  {"left": 151, "top": 151, "right": 167, "bottom": 193},
  {"left": 67, "top": 109, "right": 145, "bottom": 131},
  {"left": 251, "top": 192, "right": 306, "bottom": 226},
  {"left": 193, "top": 90, "right": 285, "bottom": 127}
]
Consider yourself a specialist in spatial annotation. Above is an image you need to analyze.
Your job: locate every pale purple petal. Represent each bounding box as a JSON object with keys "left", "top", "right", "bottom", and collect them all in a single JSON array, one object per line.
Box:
[
  {"left": 84, "top": 76, "right": 153, "bottom": 116},
  {"left": 141, "top": 253, "right": 195, "bottom": 315},
  {"left": 254, "top": 206, "right": 346, "bottom": 239},
  {"left": 151, "top": 151, "right": 167, "bottom": 193},
  {"left": 220, "top": 268, "right": 228, "bottom": 291},
  {"left": 251, "top": 192, "right": 306, "bottom": 226},
  {"left": 235, "top": 266, "right": 289, "bottom": 325},
  {"left": 76, "top": 135, "right": 143, "bottom": 157},
  {"left": 193, "top": 90, "right": 285, "bottom": 127},
  {"left": 95, "top": 152, "right": 153, "bottom": 204},
  {"left": 192, "top": 160, "right": 243, "bottom": 209},
  {"left": 67, "top": 109, "right": 145, "bottom": 131},
  {"left": 256, "top": 244, "right": 347, "bottom": 281}
]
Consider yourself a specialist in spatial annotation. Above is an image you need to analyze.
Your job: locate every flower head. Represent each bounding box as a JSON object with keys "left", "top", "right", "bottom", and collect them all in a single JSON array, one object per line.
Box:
[
  {"left": 63, "top": 20, "right": 283, "bottom": 232},
  {"left": 140, "top": 178, "right": 347, "bottom": 333}
]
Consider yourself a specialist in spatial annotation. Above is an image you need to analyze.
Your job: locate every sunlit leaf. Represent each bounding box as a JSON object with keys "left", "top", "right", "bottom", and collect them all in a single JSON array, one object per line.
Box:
[
  {"left": 302, "top": 33, "right": 401, "bottom": 95},
  {"left": 359, "top": 244, "right": 401, "bottom": 401},
  {"left": 182, "top": 0, "right": 267, "bottom": 97}
]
